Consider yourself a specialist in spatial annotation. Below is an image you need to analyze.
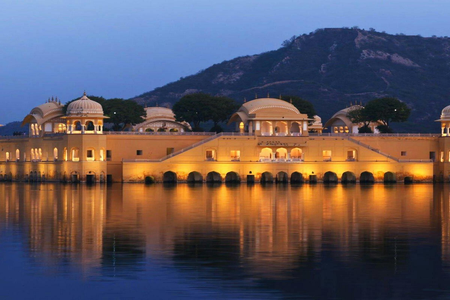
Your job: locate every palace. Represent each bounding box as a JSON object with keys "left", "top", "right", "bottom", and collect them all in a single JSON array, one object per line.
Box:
[{"left": 1, "top": 94, "right": 449, "bottom": 183}]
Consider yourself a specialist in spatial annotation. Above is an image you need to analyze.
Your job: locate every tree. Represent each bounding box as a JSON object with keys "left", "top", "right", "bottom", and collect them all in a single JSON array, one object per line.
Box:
[
  {"left": 280, "top": 95, "right": 317, "bottom": 118},
  {"left": 172, "top": 93, "right": 238, "bottom": 132},
  {"left": 364, "top": 97, "right": 411, "bottom": 130},
  {"left": 63, "top": 95, "right": 145, "bottom": 131},
  {"left": 102, "top": 99, "right": 146, "bottom": 131},
  {"left": 346, "top": 106, "right": 372, "bottom": 133}
]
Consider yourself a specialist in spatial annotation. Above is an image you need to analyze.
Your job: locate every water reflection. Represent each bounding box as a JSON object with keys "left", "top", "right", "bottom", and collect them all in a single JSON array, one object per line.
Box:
[{"left": 0, "top": 183, "right": 450, "bottom": 298}]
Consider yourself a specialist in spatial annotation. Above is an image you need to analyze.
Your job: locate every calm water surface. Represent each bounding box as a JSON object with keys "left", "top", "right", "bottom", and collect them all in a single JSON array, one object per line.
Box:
[{"left": 0, "top": 183, "right": 450, "bottom": 299}]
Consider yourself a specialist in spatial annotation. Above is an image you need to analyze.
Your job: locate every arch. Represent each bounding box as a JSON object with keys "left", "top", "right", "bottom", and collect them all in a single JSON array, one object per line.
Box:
[
  {"left": 290, "top": 122, "right": 301, "bottom": 136},
  {"left": 86, "top": 172, "right": 96, "bottom": 184},
  {"left": 85, "top": 121, "right": 95, "bottom": 131},
  {"left": 15, "top": 149, "right": 20, "bottom": 161},
  {"left": 57, "top": 123, "right": 66, "bottom": 133},
  {"left": 63, "top": 147, "right": 68, "bottom": 161},
  {"left": 259, "top": 147, "right": 272, "bottom": 161},
  {"left": 187, "top": 171, "right": 203, "bottom": 183},
  {"left": 341, "top": 171, "right": 356, "bottom": 184},
  {"left": 360, "top": 171, "right": 375, "bottom": 184},
  {"left": 206, "top": 171, "right": 222, "bottom": 183},
  {"left": 73, "top": 121, "right": 82, "bottom": 131},
  {"left": 239, "top": 122, "right": 245, "bottom": 133},
  {"left": 275, "top": 148, "right": 287, "bottom": 161},
  {"left": 384, "top": 172, "right": 397, "bottom": 183},
  {"left": 274, "top": 121, "right": 288, "bottom": 136},
  {"left": 323, "top": 171, "right": 338, "bottom": 183},
  {"left": 170, "top": 128, "right": 179, "bottom": 132},
  {"left": 290, "top": 148, "right": 303, "bottom": 161},
  {"left": 290, "top": 172, "right": 304, "bottom": 184},
  {"left": 261, "top": 121, "right": 273, "bottom": 136},
  {"left": 260, "top": 172, "right": 273, "bottom": 184},
  {"left": 276, "top": 171, "right": 288, "bottom": 183},
  {"left": 53, "top": 147, "right": 58, "bottom": 161},
  {"left": 163, "top": 171, "right": 177, "bottom": 183},
  {"left": 31, "top": 149, "right": 35, "bottom": 160},
  {"left": 225, "top": 172, "right": 241, "bottom": 183},
  {"left": 5, "top": 152, "right": 10, "bottom": 161},
  {"left": 99, "top": 148, "right": 105, "bottom": 161}
]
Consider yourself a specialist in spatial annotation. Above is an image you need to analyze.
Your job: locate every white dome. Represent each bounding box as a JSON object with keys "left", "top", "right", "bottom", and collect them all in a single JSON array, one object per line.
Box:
[
  {"left": 67, "top": 94, "right": 104, "bottom": 116},
  {"left": 441, "top": 105, "right": 450, "bottom": 120}
]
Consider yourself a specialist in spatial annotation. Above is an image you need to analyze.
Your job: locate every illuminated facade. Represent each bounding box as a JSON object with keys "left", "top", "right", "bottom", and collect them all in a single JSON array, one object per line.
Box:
[{"left": 1, "top": 95, "right": 450, "bottom": 183}]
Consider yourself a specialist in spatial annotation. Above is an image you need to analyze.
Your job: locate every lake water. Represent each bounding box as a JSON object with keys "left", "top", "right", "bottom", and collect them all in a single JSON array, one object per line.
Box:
[{"left": 0, "top": 183, "right": 450, "bottom": 299}]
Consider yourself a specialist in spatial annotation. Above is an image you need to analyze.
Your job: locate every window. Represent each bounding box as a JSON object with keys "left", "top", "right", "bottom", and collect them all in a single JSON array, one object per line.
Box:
[
  {"left": 401, "top": 151, "right": 407, "bottom": 157},
  {"left": 429, "top": 151, "right": 436, "bottom": 162},
  {"left": 347, "top": 150, "right": 356, "bottom": 161},
  {"left": 5, "top": 152, "right": 10, "bottom": 162},
  {"left": 441, "top": 151, "right": 444, "bottom": 162},
  {"left": 166, "top": 148, "right": 174, "bottom": 155},
  {"left": 137, "top": 150, "right": 143, "bottom": 156},
  {"left": 230, "top": 150, "right": 240, "bottom": 161},
  {"left": 87, "top": 149, "right": 94, "bottom": 161},
  {"left": 206, "top": 149, "right": 216, "bottom": 161},
  {"left": 106, "top": 150, "right": 112, "bottom": 161},
  {"left": 323, "top": 150, "right": 332, "bottom": 162},
  {"left": 72, "top": 148, "right": 80, "bottom": 162}
]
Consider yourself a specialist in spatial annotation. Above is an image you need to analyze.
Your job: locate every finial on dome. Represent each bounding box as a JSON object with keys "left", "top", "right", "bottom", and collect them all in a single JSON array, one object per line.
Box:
[
  {"left": 255, "top": 93, "right": 258, "bottom": 99},
  {"left": 290, "top": 98, "right": 292, "bottom": 104},
  {"left": 83, "top": 91, "right": 86, "bottom": 96},
  {"left": 267, "top": 92, "right": 270, "bottom": 98},
  {"left": 244, "top": 97, "right": 246, "bottom": 103},
  {"left": 279, "top": 94, "right": 282, "bottom": 99}
]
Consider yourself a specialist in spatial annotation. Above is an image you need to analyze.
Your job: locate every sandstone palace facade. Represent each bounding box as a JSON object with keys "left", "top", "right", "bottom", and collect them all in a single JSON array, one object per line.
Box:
[{"left": 1, "top": 94, "right": 449, "bottom": 184}]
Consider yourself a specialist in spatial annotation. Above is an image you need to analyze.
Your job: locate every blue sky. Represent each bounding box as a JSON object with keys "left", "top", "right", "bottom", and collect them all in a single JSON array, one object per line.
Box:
[{"left": 1, "top": 0, "right": 449, "bottom": 123}]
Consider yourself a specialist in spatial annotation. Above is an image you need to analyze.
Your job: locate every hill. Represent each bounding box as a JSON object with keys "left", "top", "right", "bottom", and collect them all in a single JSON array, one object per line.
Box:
[
  {"left": 131, "top": 28, "right": 450, "bottom": 132},
  {"left": 0, "top": 122, "right": 28, "bottom": 136}
]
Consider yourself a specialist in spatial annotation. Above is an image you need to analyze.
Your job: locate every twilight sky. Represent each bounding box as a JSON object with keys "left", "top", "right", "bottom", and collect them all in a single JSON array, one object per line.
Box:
[{"left": 1, "top": 0, "right": 449, "bottom": 123}]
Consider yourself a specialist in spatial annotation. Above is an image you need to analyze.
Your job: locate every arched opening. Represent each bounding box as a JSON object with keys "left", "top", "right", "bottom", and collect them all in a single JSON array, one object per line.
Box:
[
  {"left": 63, "top": 147, "right": 68, "bottom": 161},
  {"left": 323, "top": 171, "right": 338, "bottom": 183},
  {"left": 170, "top": 128, "right": 179, "bottom": 132},
  {"left": 346, "top": 149, "right": 357, "bottom": 161},
  {"left": 163, "top": 171, "right": 177, "bottom": 183},
  {"left": 384, "top": 172, "right": 397, "bottom": 183},
  {"left": 276, "top": 171, "right": 288, "bottom": 183},
  {"left": 85, "top": 121, "right": 95, "bottom": 131},
  {"left": 290, "top": 122, "right": 301, "bottom": 136},
  {"left": 225, "top": 172, "right": 240, "bottom": 183},
  {"left": 74, "top": 121, "right": 82, "bottom": 131},
  {"left": 260, "top": 172, "right": 273, "bottom": 184},
  {"left": 206, "top": 171, "right": 222, "bottom": 183},
  {"left": 30, "top": 149, "right": 35, "bottom": 161},
  {"left": 274, "top": 121, "right": 288, "bottom": 136},
  {"left": 15, "top": 149, "right": 20, "bottom": 161},
  {"left": 57, "top": 123, "right": 66, "bottom": 133},
  {"left": 187, "top": 171, "right": 203, "bottom": 183},
  {"left": 53, "top": 147, "right": 58, "bottom": 161},
  {"left": 86, "top": 172, "right": 96, "bottom": 184},
  {"left": 360, "top": 171, "right": 375, "bottom": 184},
  {"left": 275, "top": 148, "right": 287, "bottom": 161},
  {"left": 341, "top": 171, "right": 356, "bottom": 184},
  {"left": 71, "top": 171, "right": 79, "bottom": 183},
  {"left": 239, "top": 122, "right": 245, "bottom": 133},
  {"left": 290, "top": 172, "right": 304, "bottom": 184},
  {"left": 290, "top": 148, "right": 303, "bottom": 161},
  {"left": 99, "top": 148, "right": 105, "bottom": 161},
  {"left": 5, "top": 152, "right": 10, "bottom": 161},
  {"left": 261, "top": 121, "right": 273, "bottom": 136},
  {"left": 71, "top": 147, "right": 80, "bottom": 162},
  {"left": 259, "top": 148, "right": 272, "bottom": 161}
]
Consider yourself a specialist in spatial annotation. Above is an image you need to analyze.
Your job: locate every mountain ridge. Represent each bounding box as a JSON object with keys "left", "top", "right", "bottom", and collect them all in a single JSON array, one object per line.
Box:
[{"left": 133, "top": 28, "right": 450, "bottom": 132}]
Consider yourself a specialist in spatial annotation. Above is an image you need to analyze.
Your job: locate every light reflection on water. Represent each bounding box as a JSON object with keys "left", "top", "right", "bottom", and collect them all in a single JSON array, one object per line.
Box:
[{"left": 0, "top": 183, "right": 449, "bottom": 299}]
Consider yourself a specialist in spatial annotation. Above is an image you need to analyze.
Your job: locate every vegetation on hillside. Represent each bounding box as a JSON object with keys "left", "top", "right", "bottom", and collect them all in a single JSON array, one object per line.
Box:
[{"left": 131, "top": 28, "right": 450, "bottom": 132}]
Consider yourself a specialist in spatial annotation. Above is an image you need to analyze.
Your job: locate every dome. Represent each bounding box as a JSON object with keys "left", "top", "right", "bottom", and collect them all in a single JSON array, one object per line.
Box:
[
  {"left": 441, "top": 105, "right": 450, "bottom": 120},
  {"left": 228, "top": 98, "right": 309, "bottom": 125},
  {"left": 66, "top": 93, "right": 104, "bottom": 116},
  {"left": 145, "top": 107, "right": 175, "bottom": 121}
]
